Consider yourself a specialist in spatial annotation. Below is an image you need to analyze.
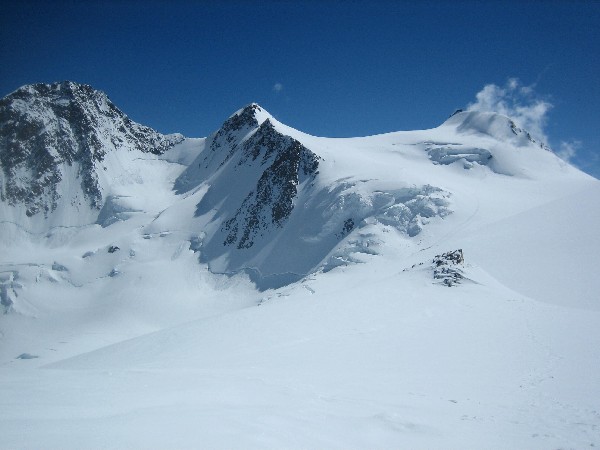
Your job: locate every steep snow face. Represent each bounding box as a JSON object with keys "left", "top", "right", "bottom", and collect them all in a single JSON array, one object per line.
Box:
[{"left": 0, "top": 81, "right": 184, "bottom": 232}]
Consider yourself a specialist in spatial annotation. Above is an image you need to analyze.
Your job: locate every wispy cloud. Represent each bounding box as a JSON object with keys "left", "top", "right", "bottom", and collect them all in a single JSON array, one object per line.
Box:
[
  {"left": 556, "top": 140, "right": 581, "bottom": 163},
  {"left": 467, "top": 78, "right": 552, "bottom": 143},
  {"left": 273, "top": 82, "right": 283, "bottom": 93}
]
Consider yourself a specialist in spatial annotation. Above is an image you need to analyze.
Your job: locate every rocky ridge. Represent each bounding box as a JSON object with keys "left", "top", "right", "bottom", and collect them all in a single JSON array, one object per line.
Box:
[{"left": 0, "top": 81, "right": 183, "bottom": 217}]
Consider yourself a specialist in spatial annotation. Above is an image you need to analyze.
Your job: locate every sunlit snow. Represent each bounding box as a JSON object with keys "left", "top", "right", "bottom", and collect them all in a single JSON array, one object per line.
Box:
[{"left": 1, "top": 96, "right": 599, "bottom": 449}]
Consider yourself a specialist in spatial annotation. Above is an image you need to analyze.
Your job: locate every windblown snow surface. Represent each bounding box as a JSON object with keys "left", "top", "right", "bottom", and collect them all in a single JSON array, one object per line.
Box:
[{"left": 1, "top": 103, "right": 600, "bottom": 449}]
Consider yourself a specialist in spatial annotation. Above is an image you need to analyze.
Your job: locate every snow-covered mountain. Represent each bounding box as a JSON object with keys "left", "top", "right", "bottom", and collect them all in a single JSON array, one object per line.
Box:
[
  {"left": 1, "top": 82, "right": 599, "bottom": 449},
  {"left": 0, "top": 81, "right": 183, "bottom": 232}
]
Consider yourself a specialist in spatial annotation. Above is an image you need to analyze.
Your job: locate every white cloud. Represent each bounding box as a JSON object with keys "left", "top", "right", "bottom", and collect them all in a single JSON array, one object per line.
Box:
[
  {"left": 467, "top": 78, "right": 553, "bottom": 143},
  {"left": 556, "top": 140, "right": 581, "bottom": 163},
  {"left": 273, "top": 82, "right": 283, "bottom": 93}
]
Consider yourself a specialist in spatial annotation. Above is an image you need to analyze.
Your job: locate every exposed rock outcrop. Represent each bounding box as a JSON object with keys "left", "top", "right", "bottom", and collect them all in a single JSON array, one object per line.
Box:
[{"left": 433, "top": 249, "right": 464, "bottom": 287}]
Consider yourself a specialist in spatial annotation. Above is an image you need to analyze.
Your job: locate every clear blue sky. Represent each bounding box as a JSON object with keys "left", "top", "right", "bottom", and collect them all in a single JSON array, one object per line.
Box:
[{"left": 1, "top": 0, "right": 599, "bottom": 178}]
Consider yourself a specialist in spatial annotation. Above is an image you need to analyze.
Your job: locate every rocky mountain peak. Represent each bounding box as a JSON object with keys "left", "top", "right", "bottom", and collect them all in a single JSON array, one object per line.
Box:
[
  {"left": 0, "top": 81, "right": 184, "bottom": 218},
  {"left": 13, "top": 81, "right": 107, "bottom": 105},
  {"left": 227, "top": 102, "right": 270, "bottom": 123},
  {"left": 199, "top": 103, "right": 275, "bottom": 171},
  {"left": 178, "top": 103, "right": 321, "bottom": 256}
]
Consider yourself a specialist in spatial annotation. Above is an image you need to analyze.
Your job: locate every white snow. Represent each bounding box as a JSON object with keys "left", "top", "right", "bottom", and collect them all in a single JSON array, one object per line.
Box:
[{"left": 1, "top": 105, "right": 599, "bottom": 449}]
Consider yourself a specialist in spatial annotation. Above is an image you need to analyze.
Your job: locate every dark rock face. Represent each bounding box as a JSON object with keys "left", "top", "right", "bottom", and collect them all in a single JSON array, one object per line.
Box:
[
  {"left": 433, "top": 249, "right": 464, "bottom": 286},
  {"left": 202, "top": 103, "right": 262, "bottom": 170},
  {"left": 221, "top": 119, "right": 320, "bottom": 249},
  {"left": 0, "top": 81, "right": 183, "bottom": 217},
  {"left": 335, "top": 218, "right": 355, "bottom": 239}
]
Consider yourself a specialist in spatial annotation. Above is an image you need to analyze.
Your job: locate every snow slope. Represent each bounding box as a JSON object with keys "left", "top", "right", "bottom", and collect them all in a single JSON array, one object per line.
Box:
[{"left": 1, "top": 88, "right": 599, "bottom": 449}]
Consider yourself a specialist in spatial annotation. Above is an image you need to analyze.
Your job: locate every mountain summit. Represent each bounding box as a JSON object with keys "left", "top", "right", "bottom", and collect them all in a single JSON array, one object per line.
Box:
[
  {"left": 443, "top": 109, "right": 549, "bottom": 149},
  {"left": 0, "top": 81, "right": 183, "bottom": 228}
]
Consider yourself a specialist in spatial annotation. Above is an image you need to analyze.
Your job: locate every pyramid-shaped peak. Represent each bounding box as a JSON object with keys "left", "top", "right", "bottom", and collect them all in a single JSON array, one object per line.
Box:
[{"left": 228, "top": 102, "right": 273, "bottom": 125}]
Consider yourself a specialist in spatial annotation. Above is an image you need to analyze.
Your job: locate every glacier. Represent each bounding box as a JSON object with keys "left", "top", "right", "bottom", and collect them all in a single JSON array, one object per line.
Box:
[{"left": 1, "top": 82, "right": 599, "bottom": 449}]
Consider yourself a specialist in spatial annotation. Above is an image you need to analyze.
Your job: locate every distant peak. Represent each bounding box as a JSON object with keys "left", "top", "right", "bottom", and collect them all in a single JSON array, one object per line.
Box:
[
  {"left": 6, "top": 81, "right": 109, "bottom": 107},
  {"left": 442, "top": 109, "right": 545, "bottom": 148},
  {"left": 16, "top": 80, "right": 97, "bottom": 95},
  {"left": 0, "top": 80, "right": 184, "bottom": 218}
]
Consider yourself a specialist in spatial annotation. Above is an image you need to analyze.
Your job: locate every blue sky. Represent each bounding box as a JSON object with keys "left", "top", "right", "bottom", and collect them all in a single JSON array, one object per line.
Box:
[{"left": 1, "top": 0, "right": 599, "bottom": 178}]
